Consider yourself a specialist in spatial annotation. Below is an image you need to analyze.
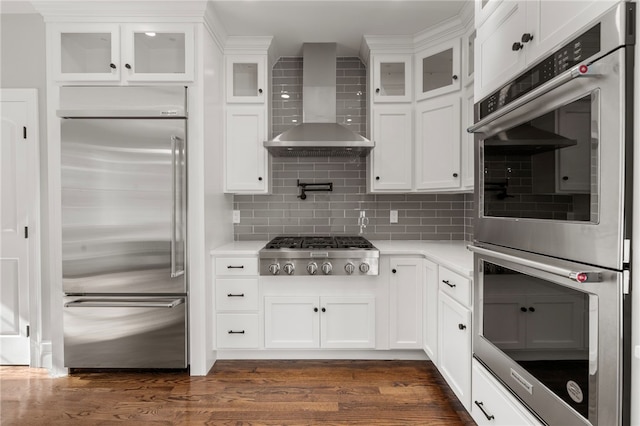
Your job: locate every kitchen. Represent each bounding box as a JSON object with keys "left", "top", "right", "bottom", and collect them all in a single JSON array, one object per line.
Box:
[{"left": 1, "top": 0, "right": 639, "bottom": 425}]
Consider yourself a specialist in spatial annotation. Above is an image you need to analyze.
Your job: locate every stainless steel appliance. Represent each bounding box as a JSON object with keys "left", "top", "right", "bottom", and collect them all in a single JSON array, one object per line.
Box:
[
  {"left": 259, "top": 236, "right": 379, "bottom": 276},
  {"left": 59, "top": 86, "right": 188, "bottom": 369},
  {"left": 468, "top": 3, "right": 633, "bottom": 426},
  {"left": 468, "top": 3, "right": 634, "bottom": 271}
]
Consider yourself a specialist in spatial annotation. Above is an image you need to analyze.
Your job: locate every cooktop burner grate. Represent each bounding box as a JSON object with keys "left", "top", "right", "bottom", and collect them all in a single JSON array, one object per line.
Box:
[{"left": 263, "top": 236, "right": 374, "bottom": 250}]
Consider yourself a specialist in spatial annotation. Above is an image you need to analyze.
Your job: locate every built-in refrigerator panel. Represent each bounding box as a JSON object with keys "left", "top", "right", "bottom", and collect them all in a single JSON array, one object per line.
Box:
[{"left": 61, "top": 117, "right": 186, "bottom": 294}]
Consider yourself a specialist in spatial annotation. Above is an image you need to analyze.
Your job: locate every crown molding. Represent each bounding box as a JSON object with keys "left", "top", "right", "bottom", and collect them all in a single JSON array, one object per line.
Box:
[
  {"left": 224, "top": 36, "right": 274, "bottom": 56},
  {"left": 203, "top": 1, "right": 227, "bottom": 53},
  {"left": 360, "top": 35, "right": 415, "bottom": 62}
]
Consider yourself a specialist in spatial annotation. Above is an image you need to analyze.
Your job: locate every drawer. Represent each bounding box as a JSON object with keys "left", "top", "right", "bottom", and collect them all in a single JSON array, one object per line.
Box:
[
  {"left": 439, "top": 266, "right": 471, "bottom": 307},
  {"left": 216, "top": 314, "right": 260, "bottom": 349},
  {"left": 215, "top": 257, "right": 258, "bottom": 276},
  {"left": 472, "top": 360, "right": 542, "bottom": 425},
  {"left": 216, "top": 279, "right": 259, "bottom": 311}
]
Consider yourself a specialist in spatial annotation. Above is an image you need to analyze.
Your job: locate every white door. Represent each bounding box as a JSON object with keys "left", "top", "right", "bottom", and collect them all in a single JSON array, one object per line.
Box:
[
  {"left": 1, "top": 93, "right": 33, "bottom": 364},
  {"left": 389, "top": 258, "right": 423, "bottom": 349}
]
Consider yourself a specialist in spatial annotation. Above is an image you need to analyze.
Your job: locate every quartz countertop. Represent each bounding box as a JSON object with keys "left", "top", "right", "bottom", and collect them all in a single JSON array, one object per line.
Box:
[{"left": 211, "top": 239, "right": 473, "bottom": 277}]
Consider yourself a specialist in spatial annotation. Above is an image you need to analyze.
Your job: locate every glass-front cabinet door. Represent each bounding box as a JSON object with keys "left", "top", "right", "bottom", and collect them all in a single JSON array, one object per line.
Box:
[
  {"left": 372, "top": 54, "right": 412, "bottom": 103},
  {"left": 225, "top": 55, "right": 267, "bottom": 103},
  {"left": 123, "top": 24, "right": 194, "bottom": 82},
  {"left": 51, "top": 23, "right": 121, "bottom": 82},
  {"left": 416, "top": 38, "right": 461, "bottom": 101}
]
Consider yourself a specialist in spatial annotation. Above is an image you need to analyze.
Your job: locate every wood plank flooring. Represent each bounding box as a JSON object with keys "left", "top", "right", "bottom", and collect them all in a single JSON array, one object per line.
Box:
[{"left": 1, "top": 360, "right": 476, "bottom": 425}]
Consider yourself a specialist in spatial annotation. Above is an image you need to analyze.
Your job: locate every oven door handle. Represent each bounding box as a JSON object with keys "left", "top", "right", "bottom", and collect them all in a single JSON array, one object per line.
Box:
[
  {"left": 467, "top": 63, "right": 600, "bottom": 134},
  {"left": 468, "top": 245, "right": 603, "bottom": 283}
]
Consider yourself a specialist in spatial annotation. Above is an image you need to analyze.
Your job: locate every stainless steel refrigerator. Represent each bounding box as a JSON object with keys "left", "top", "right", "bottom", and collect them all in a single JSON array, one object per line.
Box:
[{"left": 59, "top": 86, "right": 187, "bottom": 368}]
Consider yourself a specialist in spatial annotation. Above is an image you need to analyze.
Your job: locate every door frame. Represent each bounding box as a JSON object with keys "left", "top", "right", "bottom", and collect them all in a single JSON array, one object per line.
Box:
[{"left": 1, "top": 89, "right": 42, "bottom": 367}]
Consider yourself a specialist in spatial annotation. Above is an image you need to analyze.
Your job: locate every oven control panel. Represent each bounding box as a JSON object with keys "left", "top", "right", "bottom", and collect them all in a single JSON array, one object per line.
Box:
[
  {"left": 260, "top": 258, "right": 379, "bottom": 276},
  {"left": 479, "top": 23, "right": 601, "bottom": 119}
]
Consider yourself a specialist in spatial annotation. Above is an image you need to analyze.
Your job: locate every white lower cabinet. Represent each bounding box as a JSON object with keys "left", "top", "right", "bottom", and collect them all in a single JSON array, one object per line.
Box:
[
  {"left": 216, "top": 314, "right": 261, "bottom": 349},
  {"left": 389, "top": 257, "right": 423, "bottom": 349},
  {"left": 472, "top": 359, "right": 542, "bottom": 425},
  {"left": 264, "top": 296, "right": 376, "bottom": 349},
  {"left": 438, "top": 291, "right": 471, "bottom": 409}
]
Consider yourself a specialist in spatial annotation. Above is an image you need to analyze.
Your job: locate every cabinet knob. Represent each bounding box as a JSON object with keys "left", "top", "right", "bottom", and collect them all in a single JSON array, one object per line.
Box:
[
  {"left": 521, "top": 33, "right": 534, "bottom": 43},
  {"left": 452, "top": 75, "right": 458, "bottom": 81},
  {"left": 375, "top": 176, "right": 380, "bottom": 181},
  {"left": 125, "top": 63, "right": 131, "bottom": 70},
  {"left": 392, "top": 269, "right": 397, "bottom": 274},
  {"left": 562, "top": 176, "right": 569, "bottom": 181},
  {"left": 314, "top": 307, "right": 318, "bottom": 312},
  {"left": 520, "top": 307, "right": 527, "bottom": 312},
  {"left": 321, "top": 307, "right": 326, "bottom": 313},
  {"left": 453, "top": 172, "right": 459, "bottom": 178},
  {"left": 110, "top": 63, "right": 117, "bottom": 69},
  {"left": 258, "top": 177, "right": 263, "bottom": 181},
  {"left": 458, "top": 323, "right": 467, "bottom": 330},
  {"left": 512, "top": 42, "right": 524, "bottom": 51},
  {"left": 375, "top": 88, "right": 380, "bottom": 94},
  {"left": 529, "top": 307, "right": 536, "bottom": 312},
  {"left": 258, "top": 88, "right": 263, "bottom": 94}
]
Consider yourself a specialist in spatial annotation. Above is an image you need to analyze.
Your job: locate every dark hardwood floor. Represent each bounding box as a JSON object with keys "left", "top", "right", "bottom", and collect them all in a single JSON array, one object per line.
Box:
[{"left": 1, "top": 360, "right": 476, "bottom": 425}]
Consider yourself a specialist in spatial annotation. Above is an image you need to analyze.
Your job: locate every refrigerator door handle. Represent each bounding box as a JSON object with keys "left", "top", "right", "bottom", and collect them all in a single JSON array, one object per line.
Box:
[
  {"left": 171, "top": 136, "right": 185, "bottom": 278},
  {"left": 64, "top": 298, "right": 186, "bottom": 308}
]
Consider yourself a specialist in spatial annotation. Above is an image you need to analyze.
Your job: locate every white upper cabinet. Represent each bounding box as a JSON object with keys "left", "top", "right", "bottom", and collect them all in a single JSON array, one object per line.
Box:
[
  {"left": 372, "top": 54, "right": 413, "bottom": 103},
  {"left": 369, "top": 105, "right": 413, "bottom": 192},
  {"left": 463, "top": 29, "right": 476, "bottom": 87},
  {"left": 475, "top": 0, "right": 618, "bottom": 100},
  {"left": 415, "top": 94, "right": 461, "bottom": 191},
  {"left": 415, "top": 38, "right": 461, "bottom": 101},
  {"left": 225, "top": 55, "right": 268, "bottom": 103},
  {"left": 51, "top": 23, "right": 194, "bottom": 83}
]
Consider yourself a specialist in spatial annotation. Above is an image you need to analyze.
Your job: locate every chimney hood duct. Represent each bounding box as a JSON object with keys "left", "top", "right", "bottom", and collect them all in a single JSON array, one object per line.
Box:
[{"left": 264, "top": 43, "right": 374, "bottom": 157}]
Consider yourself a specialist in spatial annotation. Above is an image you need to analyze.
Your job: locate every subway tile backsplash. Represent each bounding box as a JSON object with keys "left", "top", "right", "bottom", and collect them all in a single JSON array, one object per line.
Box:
[{"left": 232, "top": 56, "right": 474, "bottom": 242}]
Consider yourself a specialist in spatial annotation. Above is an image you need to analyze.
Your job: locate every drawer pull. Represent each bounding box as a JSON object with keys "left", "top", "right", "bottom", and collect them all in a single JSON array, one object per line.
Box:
[
  {"left": 474, "top": 401, "right": 495, "bottom": 421},
  {"left": 227, "top": 265, "right": 245, "bottom": 269},
  {"left": 228, "top": 330, "right": 245, "bottom": 334},
  {"left": 442, "top": 279, "right": 456, "bottom": 288},
  {"left": 227, "top": 293, "right": 245, "bottom": 298}
]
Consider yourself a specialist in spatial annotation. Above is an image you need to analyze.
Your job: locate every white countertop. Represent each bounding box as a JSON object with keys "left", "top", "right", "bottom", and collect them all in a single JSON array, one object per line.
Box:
[{"left": 211, "top": 239, "right": 473, "bottom": 278}]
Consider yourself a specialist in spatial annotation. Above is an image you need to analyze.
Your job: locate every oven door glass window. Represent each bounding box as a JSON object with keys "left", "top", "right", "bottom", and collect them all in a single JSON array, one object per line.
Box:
[
  {"left": 481, "top": 261, "right": 592, "bottom": 418},
  {"left": 481, "top": 92, "right": 598, "bottom": 222}
]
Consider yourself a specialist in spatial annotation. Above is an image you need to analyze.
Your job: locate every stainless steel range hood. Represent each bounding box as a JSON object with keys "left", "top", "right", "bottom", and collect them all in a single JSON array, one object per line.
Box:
[{"left": 264, "top": 43, "right": 374, "bottom": 157}]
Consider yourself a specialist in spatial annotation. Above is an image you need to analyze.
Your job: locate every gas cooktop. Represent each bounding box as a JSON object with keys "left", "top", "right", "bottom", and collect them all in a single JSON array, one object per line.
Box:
[{"left": 259, "top": 235, "right": 379, "bottom": 276}]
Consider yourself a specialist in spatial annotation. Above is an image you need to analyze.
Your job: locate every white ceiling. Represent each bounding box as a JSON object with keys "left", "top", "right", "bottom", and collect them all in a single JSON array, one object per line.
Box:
[{"left": 211, "top": 0, "right": 468, "bottom": 57}]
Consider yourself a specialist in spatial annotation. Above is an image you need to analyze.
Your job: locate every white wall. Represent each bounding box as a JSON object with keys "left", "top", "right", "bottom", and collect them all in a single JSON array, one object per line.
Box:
[{"left": 1, "top": 13, "right": 52, "bottom": 367}]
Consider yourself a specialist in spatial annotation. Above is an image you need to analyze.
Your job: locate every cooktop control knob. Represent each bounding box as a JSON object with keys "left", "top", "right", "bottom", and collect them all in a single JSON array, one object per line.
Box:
[
  {"left": 359, "top": 262, "right": 370, "bottom": 273},
  {"left": 307, "top": 262, "right": 318, "bottom": 275},
  {"left": 321, "top": 262, "right": 333, "bottom": 275},
  {"left": 345, "top": 262, "right": 355, "bottom": 275},
  {"left": 283, "top": 263, "right": 295, "bottom": 275},
  {"left": 268, "top": 263, "right": 280, "bottom": 275}
]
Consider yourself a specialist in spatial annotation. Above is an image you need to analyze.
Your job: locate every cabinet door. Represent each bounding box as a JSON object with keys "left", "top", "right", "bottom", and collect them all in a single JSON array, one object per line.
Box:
[
  {"left": 224, "top": 106, "right": 269, "bottom": 193},
  {"left": 264, "top": 296, "right": 319, "bottom": 348},
  {"left": 525, "top": 294, "right": 585, "bottom": 350},
  {"left": 438, "top": 292, "right": 471, "bottom": 409},
  {"left": 416, "top": 38, "right": 461, "bottom": 101},
  {"left": 423, "top": 259, "right": 439, "bottom": 364},
  {"left": 50, "top": 23, "right": 121, "bottom": 82},
  {"left": 463, "top": 29, "right": 476, "bottom": 88},
  {"left": 461, "top": 88, "right": 475, "bottom": 190},
  {"left": 321, "top": 297, "right": 376, "bottom": 349},
  {"left": 475, "top": 0, "right": 527, "bottom": 101},
  {"left": 475, "top": 0, "right": 505, "bottom": 27},
  {"left": 122, "top": 24, "right": 194, "bottom": 82},
  {"left": 371, "top": 54, "right": 412, "bottom": 103},
  {"left": 226, "top": 55, "right": 267, "bottom": 103},
  {"left": 389, "top": 258, "right": 423, "bottom": 349},
  {"left": 526, "top": 0, "right": 618, "bottom": 64},
  {"left": 370, "top": 105, "right": 413, "bottom": 191},
  {"left": 415, "top": 94, "right": 461, "bottom": 191}
]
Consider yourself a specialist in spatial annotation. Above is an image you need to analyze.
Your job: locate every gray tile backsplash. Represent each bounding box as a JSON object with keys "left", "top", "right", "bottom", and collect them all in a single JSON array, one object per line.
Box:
[{"left": 232, "top": 56, "right": 474, "bottom": 242}]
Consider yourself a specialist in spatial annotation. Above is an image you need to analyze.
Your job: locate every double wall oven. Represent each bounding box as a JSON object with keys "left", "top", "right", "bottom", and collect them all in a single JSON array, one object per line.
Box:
[{"left": 468, "top": 3, "right": 634, "bottom": 426}]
